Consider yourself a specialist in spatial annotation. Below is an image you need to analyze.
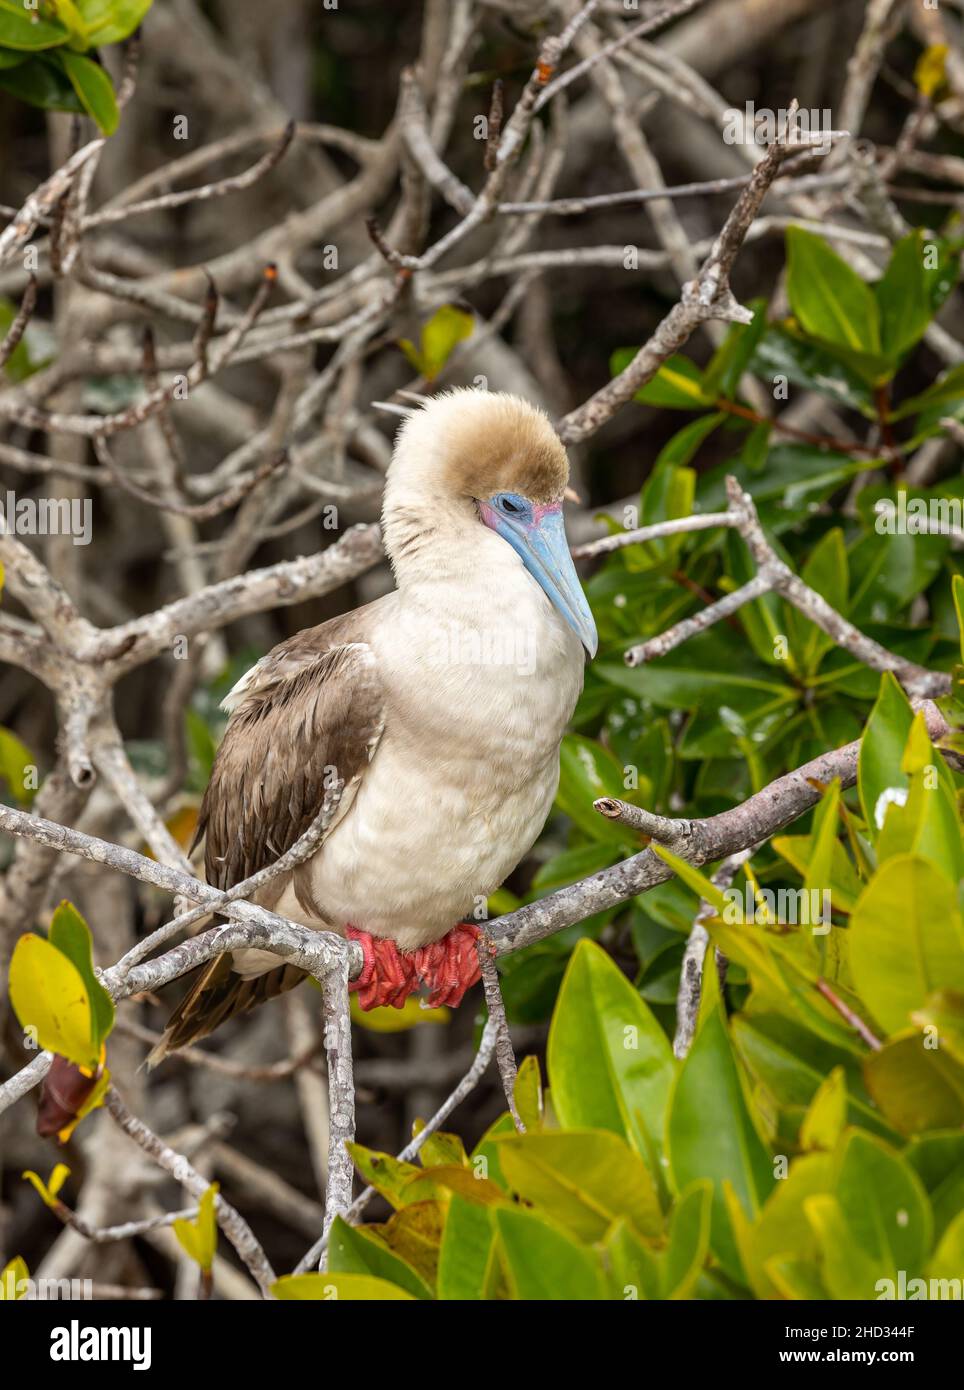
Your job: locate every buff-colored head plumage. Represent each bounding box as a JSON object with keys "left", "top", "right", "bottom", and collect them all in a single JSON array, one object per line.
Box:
[{"left": 389, "top": 389, "right": 569, "bottom": 506}]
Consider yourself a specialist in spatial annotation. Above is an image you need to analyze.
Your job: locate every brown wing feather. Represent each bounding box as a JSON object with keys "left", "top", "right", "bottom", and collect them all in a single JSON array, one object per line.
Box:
[{"left": 151, "top": 616, "right": 385, "bottom": 1063}]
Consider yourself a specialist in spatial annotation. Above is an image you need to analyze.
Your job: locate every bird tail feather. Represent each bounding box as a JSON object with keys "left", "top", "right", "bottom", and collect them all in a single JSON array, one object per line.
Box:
[{"left": 148, "top": 953, "right": 306, "bottom": 1066}]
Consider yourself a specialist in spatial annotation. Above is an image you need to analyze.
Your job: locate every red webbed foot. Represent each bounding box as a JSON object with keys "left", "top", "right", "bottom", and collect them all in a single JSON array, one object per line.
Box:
[
  {"left": 346, "top": 923, "right": 482, "bottom": 1010},
  {"left": 411, "top": 923, "right": 483, "bottom": 1008},
  {"left": 346, "top": 926, "right": 417, "bottom": 1009}
]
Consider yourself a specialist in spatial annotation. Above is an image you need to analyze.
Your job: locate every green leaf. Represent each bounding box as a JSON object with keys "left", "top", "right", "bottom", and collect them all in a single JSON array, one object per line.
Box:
[
  {"left": 495, "top": 1129, "right": 662, "bottom": 1241},
  {"left": 603, "top": 1219, "right": 661, "bottom": 1299},
  {"left": 809, "top": 1131, "right": 932, "bottom": 1298},
  {"left": 786, "top": 527, "right": 849, "bottom": 673},
  {"left": 799, "top": 1066, "right": 847, "bottom": 1151},
  {"left": 399, "top": 305, "right": 473, "bottom": 381},
  {"left": 661, "top": 1179, "right": 713, "bottom": 1297},
  {"left": 875, "top": 229, "right": 933, "bottom": 359},
  {"left": 612, "top": 350, "right": 713, "bottom": 410},
  {"left": 548, "top": 939, "right": 675, "bottom": 1167},
  {"left": 0, "top": 726, "right": 36, "bottom": 805},
  {"left": 849, "top": 855, "right": 964, "bottom": 1037},
  {"left": 667, "top": 1001, "right": 774, "bottom": 1282},
  {"left": 512, "top": 1055, "right": 543, "bottom": 1132},
  {"left": 786, "top": 227, "right": 881, "bottom": 355},
  {"left": 750, "top": 326, "right": 875, "bottom": 415},
  {"left": 650, "top": 844, "right": 732, "bottom": 918},
  {"left": 877, "top": 712, "right": 964, "bottom": 883},
  {"left": 0, "top": 2, "right": 69, "bottom": 50},
  {"left": 327, "top": 1216, "right": 432, "bottom": 1299},
  {"left": 857, "top": 671, "right": 914, "bottom": 838},
  {"left": 651, "top": 413, "right": 725, "bottom": 470},
  {"left": 863, "top": 1033, "right": 964, "bottom": 1134},
  {"left": 75, "top": 0, "right": 153, "bottom": 46},
  {"left": 51, "top": 0, "right": 89, "bottom": 44},
  {"left": 8, "top": 933, "right": 98, "bottom": 1069},
  {"left": 555, "top": 734, "right": 645, "bottom": 843},
  {"left": 905, "top": 1133, "right": 964, "bottom": 1239},
  {"left": 60, "top": 50, "right": 118, "bottom": 133},
  {"left": 271, "top": 1273, "right": 414, "bottom": 1300},
  {"left": 802, "top": 780, "right": 839, "bottom": 925},
  {"left": 700, "top": 299, "right": 768, "bottom": 400},
  {"left": 346, "top": 1144, "right": 422, "bottom": 1210},
  {"left": 0, "top": 49, "right": 83, "bottom": 112},
  {"left": 437, "top": 1197, "right": 503, "bottom": 1300},
  {"left": 494, "top": 1207, "right": 606, "bottom": 1300},
  {"left": 890, "top": 363, "right": 964, "bottom": 420},
  {"left": 635, "top": 460, "right": 697, "bottom": 567},
  {"left": 952, "top": 574, "right": 964, "bottom": 663},
  {"left": 48, "top": 901, "right": 114, "bottom": 1052}
]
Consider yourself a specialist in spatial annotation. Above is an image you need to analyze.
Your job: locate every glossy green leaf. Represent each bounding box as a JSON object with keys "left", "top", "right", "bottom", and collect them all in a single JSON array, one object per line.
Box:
[
  {"left": 327, "top": 1216, "right": 432, "bottom": 1299},
  {"left": 495, "top": 1129, "right": 662, "bottom": 1241},
  {"left": 849, "top": 855, "right": 964, "bottom": 1037},
  {"left": 611, "top": 349, "right": 713, "bottom": 410},
  {"left": 512, "top": 1055, "right": 543, "bottom": 1132},
  {"left": 786, "top": 227, "right": 881, "bottom": 356},
  {"left": 48, "top": 901, "right": 114, "bottom": 1051},
  {"left": 667, "top": 1001, "right": 774, "bottom": 1282},
  {"left": 808, "top": 1131, "right": 932, "bottom": 1298},
  {"left": 875, "top": 229, "right": 933, "bottom": 359},
  {"left": 494, "top": 1207, "right": 606, "bottom": 1300},
  {"left": 60, "top": 50, "right": 118, "bottom": 133},
  {"left": 0, "top": 2, "right": 69, "bottom": 50},
  {"left": 75, "top": 0, "right": 153, "bottom": 46},
  {"left": 863, "top": 1032, "right": 964, "bottom": 1134},
  {"left": 437, "top": 1196, "right": 502, "bottom": 1300},
  {"left": 799, "top": 1067, "right": 847, "bottom": 1152},
  {"left": 555, "top": 734, "right": 645, "bottom": 844},
  {"left": 857, "top": 672, "right": 914, "bottom": 838},
  {"left": 548, "top": 939, "right": 675, "bottom": 1167}
]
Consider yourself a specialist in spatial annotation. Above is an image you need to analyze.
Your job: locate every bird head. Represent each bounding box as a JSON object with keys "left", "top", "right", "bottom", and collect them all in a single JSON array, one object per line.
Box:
[{"left": 383, "top": 389, "right": 597, "bottom": 657}]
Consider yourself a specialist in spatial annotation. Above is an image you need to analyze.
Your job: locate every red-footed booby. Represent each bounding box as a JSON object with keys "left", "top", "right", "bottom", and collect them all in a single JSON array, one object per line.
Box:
[{"left": 152, "top": 389, "right": 596, "bottom": 1060}]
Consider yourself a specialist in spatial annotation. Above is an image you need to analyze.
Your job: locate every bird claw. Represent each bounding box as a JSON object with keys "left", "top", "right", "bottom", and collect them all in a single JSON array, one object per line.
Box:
[{"left": 346, "top": 923, "right": 482, "bottom": 1010}]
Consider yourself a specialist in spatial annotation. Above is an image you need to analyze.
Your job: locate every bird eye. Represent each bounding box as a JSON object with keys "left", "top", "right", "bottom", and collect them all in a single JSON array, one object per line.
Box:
[{"left": 498, "top": 494, "right": 523, "bottom": 514}]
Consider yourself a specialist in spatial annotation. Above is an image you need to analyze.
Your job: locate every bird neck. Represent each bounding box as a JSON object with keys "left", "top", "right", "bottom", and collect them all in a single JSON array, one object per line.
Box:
[{"left": 382, "top": 487, "right": 502, "bottom": 590}]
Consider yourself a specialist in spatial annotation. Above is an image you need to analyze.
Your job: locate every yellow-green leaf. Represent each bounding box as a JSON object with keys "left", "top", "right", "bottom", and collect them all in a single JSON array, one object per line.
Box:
[
  {"left": 849, "top": 855, "right": 964, "bottom": 1037},
  {"left": 173, "top": 1182, "right": 219, "bottom": 1272},
  {"left": 22, "top": 1163, "right": 71, "bottom": 1209},
  {"left": 0, "top": 726, "right": 37, "bottom": 805},
  {"left": 49, "top": 900, "right": 114, "bottom": 1051},
  {"left": 350, "top": 994, "right": 449, "bottom": 1032},
  {"left": 799, "top": 1067, "right": 847, "bottom": 1151},
  {"left": 271, "top": 1272, "right": 414, "bottom": 1300},
  {"left": 915, "top": 43, "right": 948, "bottom": 100},
  {"left": 60, "top": 50, "right": 118, "bottom": 134},
  {"left": 0, "top": 1256, "right": 29, "bottom": 1300},
  {"left": 9, "top": 933, "right": 98, "bottom": 1068},
  {"left": 513, "top": 1054, "right": 544, "bottom": 1132}
]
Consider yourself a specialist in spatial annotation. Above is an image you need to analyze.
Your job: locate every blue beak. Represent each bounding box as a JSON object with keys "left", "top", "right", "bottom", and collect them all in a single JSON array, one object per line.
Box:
[{"left": 484, "top": 503, "right": 598, "bottom": 658}]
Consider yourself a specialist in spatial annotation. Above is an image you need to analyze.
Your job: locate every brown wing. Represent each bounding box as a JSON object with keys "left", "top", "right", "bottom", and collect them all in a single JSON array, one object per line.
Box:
[
  {"left": 197, "top": 637, "right": 384, "bottom": 907},
  {"left": 150, "top": 624, "right": 384, "bottom": 1063}
]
